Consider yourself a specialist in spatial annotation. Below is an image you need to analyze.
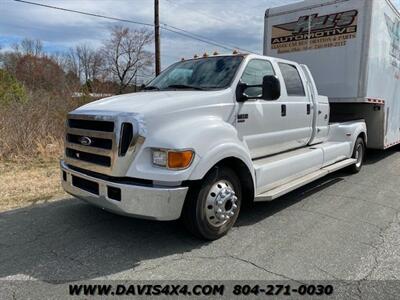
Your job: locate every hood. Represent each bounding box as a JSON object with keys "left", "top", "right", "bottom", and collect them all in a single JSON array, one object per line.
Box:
[{"left": 76, "top": 90, "right": 232, "bottom": 117}]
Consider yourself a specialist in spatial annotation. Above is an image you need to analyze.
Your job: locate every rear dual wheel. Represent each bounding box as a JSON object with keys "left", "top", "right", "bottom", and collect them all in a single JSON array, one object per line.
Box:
[
  {"left": 181, "top": 167, "right": 241, "bottom": 240},
  {"left": 348, "top": 137, "right": 365, "bottom": 174}
]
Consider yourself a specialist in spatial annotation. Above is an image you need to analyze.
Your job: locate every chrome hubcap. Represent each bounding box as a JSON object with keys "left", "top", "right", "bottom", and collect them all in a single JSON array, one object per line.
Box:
[
  {"left": 355, "top": 144, "right": 363, "bottom": 168},
  {"left": 205, "top": 180, "right": 238, "bottom": 227}
]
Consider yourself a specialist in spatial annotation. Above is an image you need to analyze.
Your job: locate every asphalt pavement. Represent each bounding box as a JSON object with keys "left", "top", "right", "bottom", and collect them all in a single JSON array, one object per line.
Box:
[{"left": 1, "top": 147, "right": 399, "bottom": 282}]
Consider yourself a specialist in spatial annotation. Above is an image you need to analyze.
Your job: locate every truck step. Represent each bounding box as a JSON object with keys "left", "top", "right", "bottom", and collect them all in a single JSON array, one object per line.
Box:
[{"left": 255, "top": 158, "right": 356, "bottom": 201}]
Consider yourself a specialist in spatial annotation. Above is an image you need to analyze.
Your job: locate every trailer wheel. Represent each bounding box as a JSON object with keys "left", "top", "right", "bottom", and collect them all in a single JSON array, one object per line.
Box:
[
  {"left": 181, "top": 166, "right": 241, "bottom": 240},
  {"left": 348, "top": 137, "right": 365, "bottom": 174}
]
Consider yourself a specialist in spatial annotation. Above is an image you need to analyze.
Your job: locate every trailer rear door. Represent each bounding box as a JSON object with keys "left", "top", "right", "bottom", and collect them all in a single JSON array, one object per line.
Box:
[{"left": 366, "top": 0, "right": 400, "bottom": 147}]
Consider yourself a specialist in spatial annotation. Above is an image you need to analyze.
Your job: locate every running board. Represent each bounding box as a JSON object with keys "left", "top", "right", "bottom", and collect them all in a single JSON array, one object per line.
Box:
[{"left": 255, "top": 158, "right": 356, "bottom": 201}]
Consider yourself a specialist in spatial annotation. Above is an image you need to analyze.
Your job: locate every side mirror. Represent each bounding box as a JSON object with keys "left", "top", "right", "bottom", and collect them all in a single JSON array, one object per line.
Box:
[
  {"left": 236, "top": 81, "right": 248, "bottom": 102},
  {"left": 262, "top": 75, "right": 280, "bottom": 100},
  {"left": 236, "top": 76, "right": 281, "bottom": 102}
]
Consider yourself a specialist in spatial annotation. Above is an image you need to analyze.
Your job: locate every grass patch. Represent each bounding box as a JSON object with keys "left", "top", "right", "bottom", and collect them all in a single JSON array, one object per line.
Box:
[{"left": 0, "top": 159, "right": 66, "bottom": 212}]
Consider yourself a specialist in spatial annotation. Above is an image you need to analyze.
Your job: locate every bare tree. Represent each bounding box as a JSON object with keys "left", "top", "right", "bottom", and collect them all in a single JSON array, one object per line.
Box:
[
  {"left": 64, "top": 48, "right": 80, "bottom": 78},
  {"left": 50, "top": 51, "right": 69, "bottom": 70},
  {"left": 102, "top": 26, "right": 153, "bottom": 94},
  {"left": 1, "top": 51, "right": 20, "bottom": 76},
  {"left": 13, "top": 38, "right": 43, "bottom": 56},
  {"left": 72, "top": 44, "right": 104, "bottom": 84},
  {"left": 76, "top": 44, "right": 92, "bottom": 83},
  {"left": 90, "top": 50, "right": 104, "bottom": 81},
  {"left": 2, "top": 38, "right": 44, "bottom": 75}
]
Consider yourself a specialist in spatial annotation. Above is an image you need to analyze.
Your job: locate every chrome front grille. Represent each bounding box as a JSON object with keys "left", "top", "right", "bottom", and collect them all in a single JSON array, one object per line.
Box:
[
  {"left": 68, "top": 118, "right": 114, "bottom": 132},
  {"left": 66, "top": 133, "right": 112, "bottom": 150},
  {"left": 64, "top": 111, "right": 146, "bottom": 176}
]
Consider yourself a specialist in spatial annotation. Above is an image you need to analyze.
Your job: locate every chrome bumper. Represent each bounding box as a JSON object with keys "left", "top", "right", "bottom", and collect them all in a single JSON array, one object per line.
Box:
[{"left": 60, "top": 160, "right": 188, "bottom": 221}]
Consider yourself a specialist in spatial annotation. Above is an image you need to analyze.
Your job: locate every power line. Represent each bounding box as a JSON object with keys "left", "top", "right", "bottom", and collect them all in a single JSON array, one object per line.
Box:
[
  {"left": 14, "top": 0, "right": 154, "bottom": 27},
  {"left": 163, "top": 0, "right": 257, "bottom": 53},
  {"left": 161, "top": 23, "right": 256, "bottom": 54},
  {"left": 14, "top": 0, "right": 255, "bottom": 53},
  {"left": 161, "top": 23, "right": 240, "bottom": 51},
  {"left": 165, "top": 0, "right": 228, "bottom": 25}
]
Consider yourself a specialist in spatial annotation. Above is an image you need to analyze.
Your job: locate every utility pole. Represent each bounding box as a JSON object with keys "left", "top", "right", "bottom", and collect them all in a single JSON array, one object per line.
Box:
[{"left": 154, "top": 0, "right": 161, "bottom": 76}]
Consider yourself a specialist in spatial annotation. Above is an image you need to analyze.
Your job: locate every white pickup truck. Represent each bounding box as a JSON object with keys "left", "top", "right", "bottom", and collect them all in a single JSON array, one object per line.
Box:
[{"left": 61, "top": 54, "right": 366, "bottom": 240}]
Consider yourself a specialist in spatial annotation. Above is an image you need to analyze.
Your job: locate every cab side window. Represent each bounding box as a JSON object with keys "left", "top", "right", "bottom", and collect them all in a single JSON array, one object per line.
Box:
[
  {"left": 240, "top": 59, "right": 275, "bottom": 98},
  {"left": 278, "top": 63, "right": 305, "bottom": 96}
]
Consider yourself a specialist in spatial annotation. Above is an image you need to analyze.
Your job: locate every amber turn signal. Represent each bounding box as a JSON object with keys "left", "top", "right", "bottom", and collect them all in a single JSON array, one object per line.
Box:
[{"left": 168, "top": 150, "right": 194, "bottom": 169}]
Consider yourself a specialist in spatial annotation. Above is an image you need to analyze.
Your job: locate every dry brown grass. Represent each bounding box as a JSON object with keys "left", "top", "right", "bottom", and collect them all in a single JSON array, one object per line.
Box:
[
  {"left": 0, "top": 91, "right": 91, "bottom": 160},
  {"left": 0, "top": 91, "right": 97, "bottom": 211},
  {"left": 0, "top": 160, "right": 66, "bottom": 212}
]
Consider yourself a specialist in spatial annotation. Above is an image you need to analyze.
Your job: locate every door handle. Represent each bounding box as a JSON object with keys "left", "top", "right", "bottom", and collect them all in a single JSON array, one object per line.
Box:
[
  {"left": 307, "top": 104, "right": 311, "bottom": 115},
  {"left": 281, "top": 104, "right": 286, "bottom": 117}
]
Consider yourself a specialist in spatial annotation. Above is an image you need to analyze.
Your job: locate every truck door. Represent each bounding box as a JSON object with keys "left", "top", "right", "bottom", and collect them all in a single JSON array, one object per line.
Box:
[
  {"left": 277, "top": 62, "right": 313, "bottom": 148},
  {"left": 300, "top": 64, "right": 330, "bottom": 145},
  {"left": 236, "top": 59, "right": 312, "bottom": 158}
]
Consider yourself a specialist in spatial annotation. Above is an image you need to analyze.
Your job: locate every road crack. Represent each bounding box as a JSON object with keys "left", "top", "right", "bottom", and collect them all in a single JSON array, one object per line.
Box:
[
  {"left": 292, "top": 208, "right": 383, "bottom": 231},
  {"left": 322, "top": 192, "right": 400, "bottom": 212},
  {"left": 183, "top": 253, "right": 302, "bottom": 282},
  {"left": 356, "top": 211, "right": 400, "bottom": 284}
]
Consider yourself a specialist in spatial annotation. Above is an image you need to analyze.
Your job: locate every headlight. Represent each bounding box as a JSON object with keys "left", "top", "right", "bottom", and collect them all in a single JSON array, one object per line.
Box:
[
  {"left": 152, "top": 149, "right": 194, "bottom": 169},
  {"left": 152, "top": 150, "right": 168, "bottom": 167}
]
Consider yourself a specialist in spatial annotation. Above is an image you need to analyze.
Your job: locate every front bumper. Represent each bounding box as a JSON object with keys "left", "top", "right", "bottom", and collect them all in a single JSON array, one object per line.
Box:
[{"left": 60, "top": 161, "right": 188, "bottom": 220}]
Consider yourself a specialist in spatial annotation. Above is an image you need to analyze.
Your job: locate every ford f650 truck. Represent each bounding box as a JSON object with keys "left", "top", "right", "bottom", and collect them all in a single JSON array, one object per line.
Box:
[{"left": 61, "top": 53, "right": 367, "bottom": 239}]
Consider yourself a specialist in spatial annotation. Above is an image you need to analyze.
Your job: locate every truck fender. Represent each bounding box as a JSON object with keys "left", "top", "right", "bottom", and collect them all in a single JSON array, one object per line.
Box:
[
  {"left": 345, "top": 122, "right": 367, "bottom": 152},
  {"left": 329, "top": 121, "right": 367, "bottom": 156},
  {"left": 145, "top": 116, "right": 255, "bottom": 189},
  {"left": 157, "top": 118, "right": 255, "bottom": 184},
  {"left": 189, "top": 141, "right": 255, "bottom": 184}
]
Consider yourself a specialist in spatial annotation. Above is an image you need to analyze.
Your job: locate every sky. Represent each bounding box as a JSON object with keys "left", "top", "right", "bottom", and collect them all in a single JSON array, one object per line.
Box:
[{"left": 1, "top": 0, "right": 400, "bottom": 78}]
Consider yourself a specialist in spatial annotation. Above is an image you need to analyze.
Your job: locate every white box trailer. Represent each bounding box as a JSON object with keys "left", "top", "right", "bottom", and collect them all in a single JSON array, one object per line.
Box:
[{"left": 264, "top": 0, "right": 400, "bottom": 149}]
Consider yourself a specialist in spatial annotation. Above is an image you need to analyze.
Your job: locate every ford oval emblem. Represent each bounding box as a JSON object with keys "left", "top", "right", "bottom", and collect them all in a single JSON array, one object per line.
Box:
[{"left": 79, "top": 136, "right": 92, "bottom": 146}]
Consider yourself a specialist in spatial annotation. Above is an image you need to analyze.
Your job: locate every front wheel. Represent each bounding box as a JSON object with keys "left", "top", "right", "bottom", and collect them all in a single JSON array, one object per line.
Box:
[
  {"left": 181, "top": 166, "right": 241, "bottom": 240},
  {"left": 348, "top": 137, "right": 365, "bottom": 174}
]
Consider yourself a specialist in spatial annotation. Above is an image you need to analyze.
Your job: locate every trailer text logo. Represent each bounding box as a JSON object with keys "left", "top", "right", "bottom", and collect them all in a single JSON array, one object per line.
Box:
[{"left": 271, "top": 10, "right": 358, "bottom": 54}]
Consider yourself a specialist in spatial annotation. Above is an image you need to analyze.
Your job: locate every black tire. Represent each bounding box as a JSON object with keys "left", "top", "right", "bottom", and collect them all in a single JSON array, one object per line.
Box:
[
  {"left": 348, "top": 137, "right": 365, "bottom": 174},
  {"left": 181, "top": 166, "right": 242, "bottom": 240}
]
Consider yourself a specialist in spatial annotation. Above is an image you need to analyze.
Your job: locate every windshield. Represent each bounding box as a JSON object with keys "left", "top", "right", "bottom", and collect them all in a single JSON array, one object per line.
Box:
[{"left": 146, "top": 56, "right": 244, "bottom": 90}]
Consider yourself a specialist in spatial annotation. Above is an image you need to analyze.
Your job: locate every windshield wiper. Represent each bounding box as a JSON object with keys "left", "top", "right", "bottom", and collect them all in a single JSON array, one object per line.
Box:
[
  {"left": 165, "top": 84, "right": 205, "bottom": 90},
  {"left": 143, "top": 86, "right": 160, "bottom": 90}
]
